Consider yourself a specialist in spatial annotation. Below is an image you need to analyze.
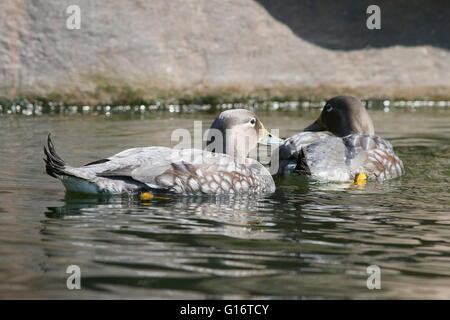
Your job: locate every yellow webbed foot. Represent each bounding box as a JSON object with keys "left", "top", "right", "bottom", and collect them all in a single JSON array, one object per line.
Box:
[
  {"left": 353, "top": 173, "right": 367, "bottom": 186},
  {"left": 139, "top": 191, "right": 171, "bottom": 201},
  {"left": 139, "top": 192, "right": 154, "bottom": 201}
]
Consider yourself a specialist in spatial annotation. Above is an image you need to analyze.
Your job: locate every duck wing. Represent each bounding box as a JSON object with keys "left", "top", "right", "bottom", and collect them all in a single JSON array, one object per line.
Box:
[
  {"left": 96, "top": 148, "right": 274, "bottom": 194},
  {"left": 296, "top": 136, "right": 353, "bottom": 181},
  {"left": 45, "top": 138, "right": 179, "bottom": 193},
  {"left": 45, "top": 135, "right": 274, "bottom": 194},
  {"left": 271, "top": 132, "right": 330, "bottom": 175},
  {"left": 97, "top": 149, "right": 275, "bottom": 194},
  {"left": 343, "top": 134, "right": 404, "bottom": 181},
  {"left": 280, "top": 134, "right": 404, "bottom": 182}
]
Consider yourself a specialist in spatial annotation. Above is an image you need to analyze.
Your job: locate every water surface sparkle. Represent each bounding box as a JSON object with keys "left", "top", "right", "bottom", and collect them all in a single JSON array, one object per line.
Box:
[{"left": 0, "top": 106, "right": 449, "bottom": 299}]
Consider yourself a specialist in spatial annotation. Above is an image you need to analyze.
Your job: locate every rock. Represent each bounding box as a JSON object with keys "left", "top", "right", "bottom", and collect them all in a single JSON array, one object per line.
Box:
[{"left": 0, "top": 0, "right": 449, "bottom": 103}]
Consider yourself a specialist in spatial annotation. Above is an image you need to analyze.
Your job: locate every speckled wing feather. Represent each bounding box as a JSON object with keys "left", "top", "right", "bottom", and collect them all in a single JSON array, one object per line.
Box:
[
  {"left": 343, "top": 134, "right": 404, "bottom": 181},
  {"left": 297, "top": 136, "right": 353, "bottom": 181},
  {"left": 97, "top": 148, "right": 275, "bottom": 194},
  {"left": 273, "top": 132, "right": 404, "bottom": 182},
  {"left": 272, "top": 132, "right": 330, "bottom": 175}
]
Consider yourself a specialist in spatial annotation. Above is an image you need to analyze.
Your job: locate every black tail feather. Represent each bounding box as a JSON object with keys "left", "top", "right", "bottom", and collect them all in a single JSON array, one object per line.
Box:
[{"left": 44, "top": 133, "right": 69, "bottom": 178}]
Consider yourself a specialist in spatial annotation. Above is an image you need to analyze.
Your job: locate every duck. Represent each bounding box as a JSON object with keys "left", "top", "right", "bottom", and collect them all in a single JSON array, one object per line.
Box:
[
  {"left": 44, "top": 109, "right": 283, "bottom": 195},
  {"left": 271, "top": 96, "right": 404, "bottom": 182}
]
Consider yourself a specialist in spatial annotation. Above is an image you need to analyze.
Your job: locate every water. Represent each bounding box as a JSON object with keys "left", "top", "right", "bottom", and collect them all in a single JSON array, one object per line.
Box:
[{"left": 0, "top": 106, "right": 449, "bottom": 299}]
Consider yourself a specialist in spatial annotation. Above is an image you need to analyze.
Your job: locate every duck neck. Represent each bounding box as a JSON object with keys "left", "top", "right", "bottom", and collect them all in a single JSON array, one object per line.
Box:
[
  {"left": 225, "top": 135, "right": 249, "bottom": 163},
  {"left": 206, "top": 128, "right": 249, "bottom": 163}
]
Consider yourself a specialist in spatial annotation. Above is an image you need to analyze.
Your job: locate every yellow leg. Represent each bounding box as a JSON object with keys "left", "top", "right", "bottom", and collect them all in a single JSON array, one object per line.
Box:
[
  {"left": 139, "top": 192, "right": 154, "bottom": 201},
  {"left": 139, "top": 191, "right": 170, "bottom": 201},
  {"left": 354, "top": 173, "right": 367, "bottom": 186}
]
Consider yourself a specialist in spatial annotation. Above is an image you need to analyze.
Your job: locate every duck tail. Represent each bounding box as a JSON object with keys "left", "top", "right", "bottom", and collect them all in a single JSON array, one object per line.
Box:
[{"left": 44, "top": 133, "right": 72, "bottom": 179}]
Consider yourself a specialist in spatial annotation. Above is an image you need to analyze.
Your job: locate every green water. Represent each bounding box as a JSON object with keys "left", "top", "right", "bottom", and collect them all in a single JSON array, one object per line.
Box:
[{"left": 0, "top": 106, "right": 449, "bottom": 299}]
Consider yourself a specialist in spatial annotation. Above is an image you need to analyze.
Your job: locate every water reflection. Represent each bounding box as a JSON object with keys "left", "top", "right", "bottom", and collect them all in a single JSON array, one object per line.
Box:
[
  {"left": 46, "top": 193, "right": 279, "bottom": 240},
  {"left": 1, "top": 108, "right": 450, "bottom": 299}
]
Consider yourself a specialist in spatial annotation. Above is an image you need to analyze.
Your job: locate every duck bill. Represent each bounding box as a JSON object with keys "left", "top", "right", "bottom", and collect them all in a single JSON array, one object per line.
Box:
[
  {"left": 304, "top": 118, "right": 326, "bottom": 132},
  {"left": 259, "top": 128, "right": 284, "bottom": 146}
]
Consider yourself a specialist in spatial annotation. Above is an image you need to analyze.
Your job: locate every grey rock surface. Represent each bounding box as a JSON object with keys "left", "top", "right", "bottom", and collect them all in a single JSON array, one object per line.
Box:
[{"left": 0, "top": 0, "right": 449, "bottom": 103}]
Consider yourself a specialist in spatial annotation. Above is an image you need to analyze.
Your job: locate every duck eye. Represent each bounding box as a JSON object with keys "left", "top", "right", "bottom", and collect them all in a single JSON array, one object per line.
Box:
[
  {"left": 250, "top": 118, "right": 256, "bottom": 125},
  {"left": 325, "top": 104, "right": 333, "bottom": 112}
]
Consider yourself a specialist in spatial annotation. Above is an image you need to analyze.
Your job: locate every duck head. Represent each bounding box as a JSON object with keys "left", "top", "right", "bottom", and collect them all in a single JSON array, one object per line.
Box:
[
  {"left": 304, "top": 96, "right": 374, "bottom": 137},
  {"left": 206, "top": 109, "right": 283, "bottom": 162}
]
